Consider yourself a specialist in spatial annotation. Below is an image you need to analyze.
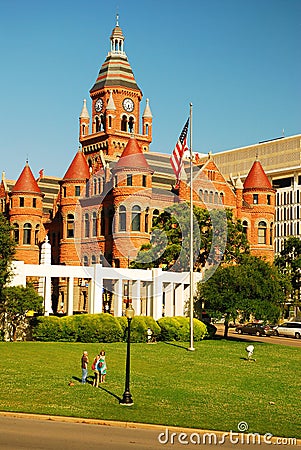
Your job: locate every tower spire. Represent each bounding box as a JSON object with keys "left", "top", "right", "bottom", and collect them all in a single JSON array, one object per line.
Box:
[{"left": 116, "top": 12, "right": 119, "bottom": 27}]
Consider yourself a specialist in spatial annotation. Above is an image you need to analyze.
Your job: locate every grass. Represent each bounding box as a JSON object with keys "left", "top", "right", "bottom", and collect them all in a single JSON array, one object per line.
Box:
[{"left": 0, "top": 339, "right": 300, "bottom": 439}]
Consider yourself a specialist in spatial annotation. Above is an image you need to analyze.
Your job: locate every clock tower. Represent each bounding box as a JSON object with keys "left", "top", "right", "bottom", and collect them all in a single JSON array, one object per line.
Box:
[{"left": 79, "top": 16, "right": 152, "bottom": 171}]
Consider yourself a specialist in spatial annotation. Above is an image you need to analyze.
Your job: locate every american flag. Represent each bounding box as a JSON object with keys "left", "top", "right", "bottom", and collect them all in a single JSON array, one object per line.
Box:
[{"left": 170, "top": 118, "right": 189, "bottom": 186}]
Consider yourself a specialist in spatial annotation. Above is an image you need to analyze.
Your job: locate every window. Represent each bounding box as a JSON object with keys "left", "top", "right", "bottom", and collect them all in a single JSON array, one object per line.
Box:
[
  {"left": 83, "top": 255, "right": 89, "bottom": 266},
  {"left": 220, "top": 193, "right": 224, "bottom": 204},
  {"left": 23, "top": 223, "right": 32, "bottom": 245},
  {"left": 20, "top": 197, "right": 24, "bottom": 207},
  {"left": 101, "top": 209, "right": 105, "bottom": 235},
  {"left": 108, "top": 116, "right": 112, "bottom": 128},
  {"left": 127, "top": 174, "right": 132, "bottom": 186},
  {"left": 267, "top": 195, "right": 271, "bottom": 205},
  {"left": 92, "top": 212, "right": 97, "bottom": 236},
  {"left": 114, "top": 175, "right": 118, "bottom": 187},
  {"left": 91, "top": 255, "right": 96, "bottom": 265},
  {"left": 119, "top": 205, "right": 126, "bottom": 231},
  {"left": 93, "top": 178, "right": 97, "bottom": 195},
  {"left": 33, "top": 198, "right": 37, "bottom": 208},
  {"left": 258, "top": 221, "right": 267, "bottom": 244},
  {"left": 131, "top": 205, "right": 141, "bottom": 231},
  {"left": 84, "top": 213, "right": 89, "bottom": 238},
  {"left": 242, "top": 220, "right": 248, "bottom": 235},
  {"left": 152, "top": 209, "right": 159, "bottom": 226},
  {"left": 214, "top": 192, "right": 219, "bottom": 204},
  {"left": 199, "top": 189, "right": 203, "bottom": 201},
  {"left": 35, "top": 224, "right": 40, "bottom": 245},
  {"left": 145, "top": 207, "right": 149, "bottom": 233},
  {"left": 67, "top": 214, "right": 74, "bottom": 238},
  {"left": 270, "top": 223, "right": 273, "bottom": 245},
  {"left": 142, "top": 175, "right": 147, "bottom": 187},
  {"left": 63, "top": 187, "right": 66, "bottom": 198},
  {"left": 145, "top": 124, "right": 149, "bottom": 135},
  {"left": 253, "top": 194, "right": 258, "bottom": 204},
  {"left": 75, "top": 186, "right": 81, "bottom": 196},
  {"left": 121, "top": 115, "right": 127, "bottom": 131},
  {"left": 13, "top": 223, "right": 19, "bottom": 243}
]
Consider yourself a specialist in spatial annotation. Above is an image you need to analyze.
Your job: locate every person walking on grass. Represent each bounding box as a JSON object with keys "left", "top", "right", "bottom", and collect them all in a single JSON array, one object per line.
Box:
[
  {"left": 81, "top": 351, "right": 89, "bottom": 384},
  {"left": 97, "top": 350, "right": 107, "bottom": 383}
]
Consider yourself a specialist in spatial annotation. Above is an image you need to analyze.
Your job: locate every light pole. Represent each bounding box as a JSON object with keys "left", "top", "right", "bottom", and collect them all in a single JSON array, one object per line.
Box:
[{"left": 120, "top": 303, "right": 135, "bottom": 406}]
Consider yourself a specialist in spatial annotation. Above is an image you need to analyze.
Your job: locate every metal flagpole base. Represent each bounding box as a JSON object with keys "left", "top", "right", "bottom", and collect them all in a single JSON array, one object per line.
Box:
[{"left": 187, "top": 347, "right": 195, "bottom": 351}]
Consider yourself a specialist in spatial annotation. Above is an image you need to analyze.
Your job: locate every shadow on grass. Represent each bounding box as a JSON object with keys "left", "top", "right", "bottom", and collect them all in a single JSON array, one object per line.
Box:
[
  {"left": 163, "top": 342, "right": 191, "bottom": 351},
  {"left": 99, "top": 385, "right": 122, "bottom": 402},
  {"left": 72, "top": 376, "right": 122, "bottom": 401}
]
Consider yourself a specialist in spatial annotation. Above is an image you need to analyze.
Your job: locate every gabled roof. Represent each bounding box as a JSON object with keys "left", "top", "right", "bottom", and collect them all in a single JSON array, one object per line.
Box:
[
  {"left": 12, "top": 162, "right": 42, "bottom": 194},
  {"left": 63, "top": 150, "right": 90, "bottom": 181},
  {"left": 113, "top": 137, "right": 152, "bottom": 172},
  {"left": 243, "top": 160, "right": 272, "bottom": 190}
]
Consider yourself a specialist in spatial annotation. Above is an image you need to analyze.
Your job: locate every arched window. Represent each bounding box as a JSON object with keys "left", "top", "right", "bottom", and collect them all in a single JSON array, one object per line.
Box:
[
  {"left": 13, "top": 223, "right": 19, "bottom": 243},
  {"left": 91, "top": 255, "right": 96, "bottom": 265},
  {"left": 23, "top": 223, "right": 32, "bottom": 245},
  {"left": 242, "top": 220, "right": 248, "bottom": 235},
  {"left": 92, "top": 212, "right": 97, "bottom": 237},
  {"left": 119, "top": 205, "right": 126, "bottom": 231},
  {"left": 128, "top": 117, "right": 134, "bottom": 133},
  {"left": 152, "top": 209, "right": 159, "bottom": 226},
  {"left": 199, "top": 189, "right": 203, "bottom": 201},
  {"left": 145, "top": 207, "right": 149, "bottom": 233},
  {"left": 258, "top": 221, "right": 267, "bottom": 244},
  {"left": 214, "top": 192, "right": 219, "bottom": 204},
  {"left": 82, "top": 124, "right": 86, "bottom": 136},
  {"left": 35, "top": 224, "right": 40, "bottom": 245},
  {"left": 131, "top": 205, "right": 141, "bottom": 231},
  {"left": 209, "top": 191, "right": 213, "bottom": 203},
  {"left": 204, "top": 190, "right": 209, "bottom": 203},
  {"left": 219, "top": 193, "right": 224, "bottom": 204},
  {"left": 84, "top": 213, "right": 89, "bottom": 238},
  {"left": 93, "top": 178, "right": 97, "bottom": 195},
  {"left": 145, "top": 124, "right": 149, "bottom": 135},
  {"left": 83, "top": 255, "right": 89, "bottom": 266},
  {"left": 121, "top": 115, "right": 127, "bottom": 131},
  {"left": 95, "top": 116, "right": 101, "bottom": 132},
  {"left": 67, "top": 214, "right": 74, "bottom": 238}
]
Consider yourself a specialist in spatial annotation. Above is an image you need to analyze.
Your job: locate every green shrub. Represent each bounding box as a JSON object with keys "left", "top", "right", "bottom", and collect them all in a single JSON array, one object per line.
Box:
[
  {"left": 157, "top": 316, "right": 207, "bottom": 341},
  {"left": 74, "top": 313, "right": 123, "bottom": 343},
  {"left": 115, "top": 316, "right": 127, "bottom": 338},
  {"left": 59, "top": 316, "right": 78, "bottom": 342},
  {"left": 31, "top": 316, "right": 61, "bottom": 342}
]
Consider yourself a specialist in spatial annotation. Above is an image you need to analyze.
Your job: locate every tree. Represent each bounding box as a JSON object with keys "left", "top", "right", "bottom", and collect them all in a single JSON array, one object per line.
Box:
[
  {"left": 131, "top": 204, "right": 249, "bottom": 272},
  {"left": 0, "top": 213, "right": 16, "bottom": 296},
  {"left": 275, "top": 236, "right": 301, "bottom": 316},
  {"left": 196, "top": 255, "right": 286, "bottom": 337},
  {"left": 1, "top": 285, "right": 44, "bottom": 341}
]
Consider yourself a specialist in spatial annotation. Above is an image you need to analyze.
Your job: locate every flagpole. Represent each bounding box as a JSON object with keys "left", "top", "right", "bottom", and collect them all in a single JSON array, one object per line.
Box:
[{"left": 188, "top": 102, "right": 195, "bottom": 351}]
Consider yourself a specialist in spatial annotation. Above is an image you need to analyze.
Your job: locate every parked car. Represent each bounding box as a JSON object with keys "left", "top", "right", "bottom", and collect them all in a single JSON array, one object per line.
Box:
[
  {"left": 273, "top": 322, "right": 301, "bottom": 339},
  {"left": 235, "top": 323, "right": 273, "bottom": 336}
]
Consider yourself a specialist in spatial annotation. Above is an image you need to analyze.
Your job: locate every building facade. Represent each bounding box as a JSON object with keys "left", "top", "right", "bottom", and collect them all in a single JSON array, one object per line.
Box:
[{"left": 0, "top": 19, "right": 277, "bottom": 314}]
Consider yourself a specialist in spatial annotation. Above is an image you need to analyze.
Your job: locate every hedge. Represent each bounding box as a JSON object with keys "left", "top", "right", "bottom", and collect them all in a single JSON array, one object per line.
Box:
[
  {"left": 157, "top": 316, "right": 208, "bottom": 341},
  {"left": 31, "top": 314, "right": 210, "bottom": 343}
]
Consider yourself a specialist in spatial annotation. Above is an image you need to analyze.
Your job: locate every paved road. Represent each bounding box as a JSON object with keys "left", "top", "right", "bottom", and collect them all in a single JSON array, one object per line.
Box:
[
  {"left": 0, "top": 414, "right": 299, "bottom": 449},
  {"left": 216, "top": 325, "right": 301, "bottom": 348}
]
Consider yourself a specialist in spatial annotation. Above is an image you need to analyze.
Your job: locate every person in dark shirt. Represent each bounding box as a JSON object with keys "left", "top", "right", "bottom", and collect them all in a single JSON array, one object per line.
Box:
[{"left": 81, "top": 351, "right": 89, "bottom": 384}]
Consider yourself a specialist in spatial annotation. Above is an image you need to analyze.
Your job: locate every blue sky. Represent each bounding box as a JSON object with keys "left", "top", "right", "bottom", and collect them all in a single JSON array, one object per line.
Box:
[{"left": 0, "top": 0, "right": 300, "bottom": 180}]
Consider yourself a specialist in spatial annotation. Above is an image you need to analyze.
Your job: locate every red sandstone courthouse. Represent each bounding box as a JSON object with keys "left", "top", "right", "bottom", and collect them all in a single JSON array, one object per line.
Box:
[{"left": 0, "top": 20, "right": 275, "bottom": 291}]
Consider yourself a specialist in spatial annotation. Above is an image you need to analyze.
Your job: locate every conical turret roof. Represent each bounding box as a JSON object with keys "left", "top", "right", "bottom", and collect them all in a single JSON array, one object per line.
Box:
[
  {"left": 63, "top": 150, "right": 90, "bottom": 181},
  {"left": 244, "top": 160, "right": 272, "bottom": 190},
  {"left": 90, "top": 20, "right": 141, "bottom": 93},
  {"left": 12, "top": 162, "right": 42, "bottom": 194},
  {"left": 114, "top": 137, "right": 152, "bottom": 172}
]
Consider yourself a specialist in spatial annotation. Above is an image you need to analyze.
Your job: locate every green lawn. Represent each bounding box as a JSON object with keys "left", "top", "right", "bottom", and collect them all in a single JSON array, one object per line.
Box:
[{"left": 1, "top": 339, "right": 300, "bottom": 438}]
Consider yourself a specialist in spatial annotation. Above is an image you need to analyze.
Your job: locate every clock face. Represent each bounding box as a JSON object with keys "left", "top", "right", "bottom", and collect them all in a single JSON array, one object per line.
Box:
[
  {"left": 123, "top": 98, "right": 134, "bottom": 112},
  {"left": 95, "top": 98, "right": 103, "bottom": 112}
]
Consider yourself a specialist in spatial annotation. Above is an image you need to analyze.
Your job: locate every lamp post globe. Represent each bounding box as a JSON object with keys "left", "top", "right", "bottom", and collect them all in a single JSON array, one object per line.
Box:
[{"left": 120, "top": 303, "right": 135, "bottom": 406}]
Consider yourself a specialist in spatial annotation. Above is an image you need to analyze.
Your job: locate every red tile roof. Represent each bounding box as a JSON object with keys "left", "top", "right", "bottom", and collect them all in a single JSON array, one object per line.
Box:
[
  {"left": 63, "top": 150, "right": 90, "bottom": 181},
  {"left": 12, "top": 163, "right": 41, "bottom": 194},
  {"left": 114, "top": 137, "right": 152, "bottom": 172},
  {"left": 244, "top": 160, "right": 272, "bottom": 190}
]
